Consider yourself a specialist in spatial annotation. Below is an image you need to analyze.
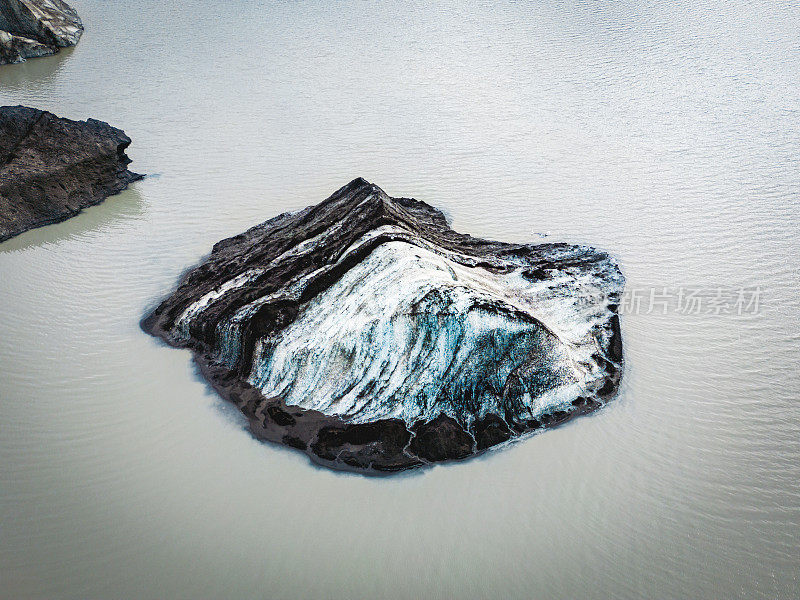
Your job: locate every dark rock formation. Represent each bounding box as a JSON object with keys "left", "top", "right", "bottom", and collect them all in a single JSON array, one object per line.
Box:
[
  {"left": 0, "top": 0, "right": 82, "bottom": 64},
  {"left": 0, "top": 106, "right": 142, "bottom": 242},
  {"left": 143, "top": 179, "right": 624, "bottom": 474}
]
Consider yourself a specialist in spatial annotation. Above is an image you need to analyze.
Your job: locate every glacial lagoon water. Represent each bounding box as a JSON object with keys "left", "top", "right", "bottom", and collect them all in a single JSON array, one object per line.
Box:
[{"left": 1, "top": 1, "right": 799, "bottom": 598}]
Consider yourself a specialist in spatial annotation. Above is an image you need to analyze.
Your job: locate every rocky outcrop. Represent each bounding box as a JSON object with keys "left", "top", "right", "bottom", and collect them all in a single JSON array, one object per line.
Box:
[
  {"left": 0, "top": 0, "right": 83, "bottom": 65},
  {"left": 0, "top": 106, "right": 142, "bottom": 242},
  {"left": 143, "top": 179, "right": 624, "bottom": 474}
]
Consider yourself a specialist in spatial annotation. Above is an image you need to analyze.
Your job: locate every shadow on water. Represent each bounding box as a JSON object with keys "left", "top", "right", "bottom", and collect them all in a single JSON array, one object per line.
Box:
[
  {"left": 0, "top": 183, "right": 145, "bottom": 253},
  {"left": 0, "top": 46, "right": 75, "bottom": 91}
]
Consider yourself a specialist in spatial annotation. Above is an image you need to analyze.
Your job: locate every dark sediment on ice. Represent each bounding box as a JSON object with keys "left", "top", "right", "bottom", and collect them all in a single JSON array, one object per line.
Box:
[
  {"left": 0, "top": 0, "right": 83, "bottom": 64},
  {"left": 0, "top": 105, "right": 142, "bottom": 242}
]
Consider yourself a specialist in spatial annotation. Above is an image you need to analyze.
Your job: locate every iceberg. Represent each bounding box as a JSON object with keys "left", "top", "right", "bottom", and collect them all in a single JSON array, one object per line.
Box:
[{"left": 143, "top": 179, "right": 624, "bottom": 473}]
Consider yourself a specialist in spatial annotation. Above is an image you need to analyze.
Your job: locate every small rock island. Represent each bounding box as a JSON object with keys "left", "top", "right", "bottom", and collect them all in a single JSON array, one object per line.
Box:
[
  {"left": 0, "top": 106, "right": 142, "bottom": 242},
  {"left": 143, "top": 179, "right": 624, "bottom": 473},
  {"left": 0, "top": 0, "right": 83, "bottom": 64}
]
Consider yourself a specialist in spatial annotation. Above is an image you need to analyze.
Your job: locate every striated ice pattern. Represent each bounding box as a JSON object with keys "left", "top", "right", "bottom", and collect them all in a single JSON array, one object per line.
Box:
[{"left": 248, "top": 240, "right": 588, "bottom": 426}]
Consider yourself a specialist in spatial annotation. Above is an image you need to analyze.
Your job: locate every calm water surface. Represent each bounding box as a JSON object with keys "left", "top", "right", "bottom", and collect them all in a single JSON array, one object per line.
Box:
[{"left": 1, "top": 1, "right": 799, "bottom": 598}]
